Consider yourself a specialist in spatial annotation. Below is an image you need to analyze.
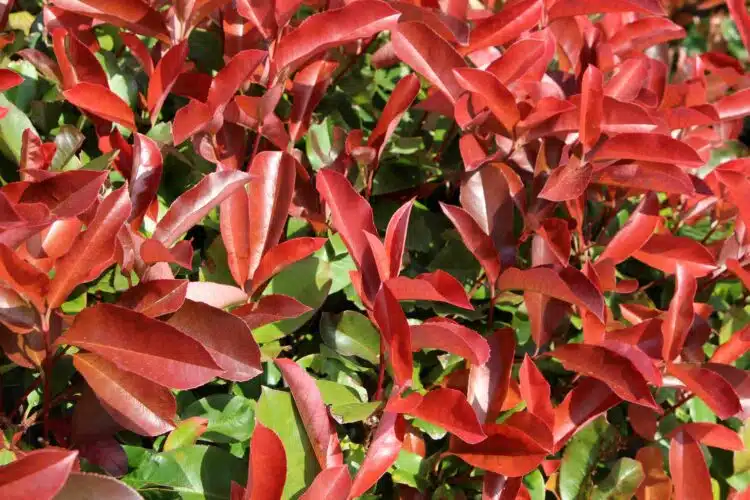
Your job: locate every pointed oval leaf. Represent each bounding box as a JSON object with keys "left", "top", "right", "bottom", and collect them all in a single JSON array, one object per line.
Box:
[
  {"left": 248, "top": 422, "right": 287, "bottom": 500},
  {"left": 63, "top": 83, "right": 136, "bottom": 131},
  {"left": 0, "top": 448, "right": 77, "bottom": 500},
  {"left": 300, "top": 465, "right": 351, "bottom": 500},
  {"left": 411, "top": 319, "right": 489, "bottom": 365}
]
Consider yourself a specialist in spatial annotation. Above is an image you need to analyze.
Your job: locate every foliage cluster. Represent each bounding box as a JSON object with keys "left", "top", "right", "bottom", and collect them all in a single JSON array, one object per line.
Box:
[{"left": 0, "top": 0, "right": 750, "bottom": 499}]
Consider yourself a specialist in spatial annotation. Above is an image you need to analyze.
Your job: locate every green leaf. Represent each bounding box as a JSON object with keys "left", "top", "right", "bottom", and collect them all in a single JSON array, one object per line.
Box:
[
  {"left": 164, "top": 418, "right": 209, "bottom": 451},
  {"left": 51, "top": 125, "right": 85, "bottom": 171},
  {"left": 254, "top": 256, "right": 331, "bottom": 343},
  {"left": 0, "top": 94, "right": 37, "bottom": 164},
  {"left": 560, "top": 417, "right": 615, "bottom": 500},
  {"left": 734, "top": 419, "right": 750, "bottom": 474},
  {"left": 524, "top": 469, "right": 546, "bottom": 500},
  {"left": 392, "top": 450, "right": 428, "bottom": 490},
  {"left": 181, "top": 395, "right": 255, "bottom": 444},
  {"left": 591, "top": 458, "right": 645, "bottom": 500},
  {"left": 5, "top": 60, "right": 37, "bottom": 112},
  {"left": 124, "top": 445, "right": 246, "bottom": 500},
  {"left": 257, "top": 387, "right": 320, "bottom": 499},
  {"left": 330, "top": 401, "right": 380, "bottom": 424},
  {"left": 320, "top": 311, "right": 380, "bottom": 364}
]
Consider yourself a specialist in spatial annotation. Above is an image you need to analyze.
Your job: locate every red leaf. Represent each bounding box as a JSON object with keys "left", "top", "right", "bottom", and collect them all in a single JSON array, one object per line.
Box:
[
  {"left": 20, "top": 170, "right": 107, "bottom": 218},
  {"left": 609, "top": 17, "right": 686, "bottom": 55},
  {"left": 392, "top": 21, "right": 467, "bottom": 103},
  {"left": 172, "top": 99, "right": 213, "bottom": 145},
  {"left": 383, "top": 199, "right": 414, "bottom": 280},
  {"left": 55, "top": 472, "right": 141, "bottom": 500},
  {"left": 662, "top": 264, "right": 696, "bottom": 362},
  {"left": 711, "top": 321, "right": 750, "bottom": 365},
  {"left": 273, "top": 0, "right": 399, "bottom": 71},
  {"left": 592, "top": 133, "right": 703, "bottom": 167},
  {"left": 73, "top": 352, "right": 176, "bottom": 436},
  {"left": 598, "top": 192, "right": 660, "bottom": 264},
  {"left": 300, "top": 465, "right": 351, "bottom": 500},
  {"left": 632, "top": 233, "right": 715, "bottom": 277},
  {"left": 450, "top": 422, "right": 547, "bottom": 477},
  {"left": 628, "top": 404, "right": 657, "bottom": 440},
  {"left": 390, "top": 388, "right": 486, "bottom": 444},
  {"left": 715, "top": 88, "right": 750, "bottom": 121},
  {"left": 59, "top": 304, "right": 222, "bottom": 390},
  {"left": 349, "top": 412, "right": 404, "bottom": 498},
  {"left": 52, "top": 0, "right": 169, "bottom": 42},
  {"left": 249, "top": 237, "right": 327, "bottom": 293},
  {"left": 147, "top": 41, "right": 189, "bottom": 123},
  {"left": 465, "top": 0, "right": 543, "bottom": 53},
  {"left": 153, "top": 170, "right": 252, "bottom": 247},
  {"left": 247, "top": 422, "right": 286, "bottom": 500},
  {"left": 0, "top": 68, "right": 23, "bottom": 92},
  {"left": 0, "top": 448, "right": 77, "bottom": 500},
  {"left": 372, "top": 284, "right": 413, "bottom": 388},
  {"left": 411, "top": 318, "right": 490, "bottom": 365},
  {"left": 668, "top": 423, "right": 744, "bottom": 451},
  {"left": 670, "top": 429, "right": 712, "bottom": 500},
  {"left": 289, "top": 60, "right": 338, "bottom": 143},
  {"left": 550, "top": 344, "right": 659, "bottom": 410},
  {"left": 63, "top": 83, "right": 136, "bottom": 131},
  {"left": 119, "top": 33, "right": 153, "bottom": 76},
  {"left": 316, "top": 169, "right": 380, "bottom": 301},
  {"left": 539, "top": 156, "right": 593, "bottom": 202},
  {"left": 48, "top": 187, "right": 131, "bottom": 309},
  {"left": 592, "top": 161, "right": 696, "bottom": 195},
  {"left": 497, "top": 266, "right": 605, "bottom": 322},
  {"left": 468, "top": 328, "right": 516, "bottom": 423},
  {"left": 604, "top": 59, "right": 650, "bottom": 102},
  {"left": 727, "top": 0, "right": 750, "bottom": 58},
  {"left": 667, "top": 363, "right": 741, "bottom": 420},
  {"left": 128, "top": 133, "right": 162, "bottom": 225},
  {"left": 548, "top": 0, "right": 664, "bottom": 19},
  {"left": 140, "top": 239, "right": 193, "bottom": 269},
  {"left": 244, "top": 151, "right": 297, "bottom": 283},
  {"left": 166, "top": 300, "right": 261, "bottom": 382},
  {"left": 453, "top": 68, "right": 520, "bottom": 134},
  {"left": 553, "top": 378, "right": 621, "bottom": 450},
  {"left": 274, "top": 359, "right": 343, "bottom": 469},
  {"left": 206, "top": 50, "right": 266, "bottom": 115},
  {"left": 519, "top": 355, "right": 554, "bottom": 429},
  {"left": 385, "top": 270, "right": 473, "bottom": 310},
  {"left": 232, "top": 294, "right": 312, "bottom": 330},
  {"left": 368, "top": 74, "right": 420, "bottom": 160},
  {"left": 580, "top": 65, "right": 604, "bottom": 150},
  {"left": 440, "top": 202, "right": 502, "bottom": 285},
  {"left": 117, "top": 279, "right": 188, "bottom": 318}
]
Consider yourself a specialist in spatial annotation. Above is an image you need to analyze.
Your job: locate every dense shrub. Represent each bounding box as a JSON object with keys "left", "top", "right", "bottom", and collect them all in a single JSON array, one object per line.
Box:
[{"left": 0, "top": 0, "right": 750, "bottom": 498}]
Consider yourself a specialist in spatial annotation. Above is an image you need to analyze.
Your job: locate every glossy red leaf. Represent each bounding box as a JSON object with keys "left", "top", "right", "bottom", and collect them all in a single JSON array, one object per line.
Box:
[
  {"left": 166, "top": 300, "right": 261, "bottom": 382},
  {"left": 667, "top": 362, "right": 741, "bottom": 419},
  {"left": 662, "top": 264, "right": 696, "bottom": 362},
  {"left": 592, "top": 133, "right": 703, "bottom": 167},
  {"left": 117, "top": 279, "right": 188, "bottom": 318},
  {"left": 553, "top": 377, "right": 621, "bottom": 450},
  {"left": 580, "top": 65, "right": 604, "bottom": 150},
  {"left": 273, "top": 0, "right": 399, "bottom": 71},
  {"left": 519, "top": 355, "right": 554, "bottom": 429},
  {"left": 368, "top": 74, "right": 420, "bottom": 161},
  {"left": 715, "top": 88, "right": 750, "bottom": 122},
  {"left": 632, "top": 233, "right": 716, "bottom": 277},
  {"left": 539, "top": 156, "right": 593, "bottom": 202},
  {"left": 668, "top": 423, "right": 743, "bottom": 451},
  {"left": 498, "top": 266, "right": 605, "bottom": 322},
  {"left": 48, "top": 187, "right": 131, "bottom": 309},
  {"left": 550, "top": 344, "right": 659, "bottom": 410},
  {"left": 249, "top": 237, "right": 327, "bottom": 293},
  {"left": 232, "top": 294, "right": 312, "bottom": 330},
  {"left": 153, "top": 170, "right": 252, "bottom": 247},
  {"left": 385, "top": 270, "right": 473, "bottom": 310},
  {"left": 247, "top": 422, "right": 286, "bottom": 500},
  {"left": 244, "top": 152, "right": 297, "bottom": 283},
  {"left": 140, "top": 239, "right": 193, "bottom": 269},
  {"left": 289, "top": 60, "right": 338, "bottom": 144},
  {"left": 593, "top": 161, "right": 696, "bottom": 195},
  {"left": 119, "top": 33, "right": 153, "bottom": 76},
  {"left": 383, "top": 199, "right": 414, "bottom": 279},
  {"left": 609, "top": 17, "right": 686, "bottom": 55},
  {"left": 172, "top": 100, "right": 213, "bottom": 145},
  {"left": 727, "top": 0, "right": 750, "bottom": 57},
  {"left": 711, "top": 321, "right": 750, "bottom": 365},
  {"left": 465, "top": 0, "right": 543, "bottom": 53},
  {"left": 548, "top": 0, "right": 664, "bottom": 19},
  {"left": 411, "top": 318, "right": 489, "bottom": 365},
  {"left": 55, "top": 472, "right": 141, "bottom": 499},
  {"left": 349, "top": 412, "right": 404, "bottom": 498},
  {"left": 389, "top": 388, "right": 486, "bottom": 444},
  {"left": 453, "top": 68, "right": 520, "bottom": 134},
  {"left": 372, "top": 284, "right": 413, "bottom": 388},
  {"left": 598, "top": 192, "right": 660, "bottom": 264},
  {"left": 59, "top": 304, "right": 223, "bottom": 390},
  {"left": 0, "top": 68, "right": 23, "bottom": 92},
  {"left": 450, "top": 422, "right": 548, "bottom": 477},
  {"left": 274, "top": 359, "right": 343, "bottom": 469},
  {"left": 128, "top": 133, "right": 162, "bottom": 225},
  {"left": 670, "top": 429, "right": 712, "bottom": 500},
  {"left": 628, "top": 404, "right": 657, "bottom": 440},
  {"left": 300, "top": 465, "right": 350, "bottom": 500},
  {"left": 392, "top": 21, "right": 467, "bottom": 103},
  {"left": 440, "top": 202, "right": 502, "bottom": 285},
  {"left": 468, "top": 328, "right": 516, "bottom": 423},
  {"left": 0, "top": 448, "right": 78, "bottom": 500},
  {"left": 147, "top": 41, "right": 189, "bottom": 123},
  {"left": 73, "top": 352, "right": 176, "bottom": 436},
  {"left": 236, "top": 0, "right": 277, "bottom": 40},
  {"left": 19, "top": 170, "right": 107, "bottom": 218},
  {"left": 63, "top": 83, "right": 136, "bottom": 131},
  {"left": 52, "top": 0, "right": 169, "bottom": 42},
  {"left": 206, "top": 49, "right": 266, "bottom": 115}
]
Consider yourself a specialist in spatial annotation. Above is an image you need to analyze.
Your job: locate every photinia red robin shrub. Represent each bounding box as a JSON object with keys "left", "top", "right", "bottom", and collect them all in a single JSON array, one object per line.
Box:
[{"left": 0, "top": 0, "right": 749, "bottom": 498}]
